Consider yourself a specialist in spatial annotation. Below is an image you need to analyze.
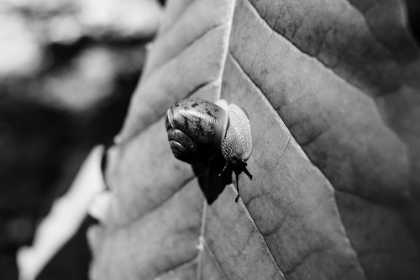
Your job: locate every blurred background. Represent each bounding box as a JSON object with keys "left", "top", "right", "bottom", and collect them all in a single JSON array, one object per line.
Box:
[
  {"left": 0, "top": 0, "right": 418, "bottom": 280},
  {"left": 0, "top": 0, "right": 162, "bottom": 279}
]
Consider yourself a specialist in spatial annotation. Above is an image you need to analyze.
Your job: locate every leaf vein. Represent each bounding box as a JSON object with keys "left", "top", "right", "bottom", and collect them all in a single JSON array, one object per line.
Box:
[
  {"left": 243, "top": 0, "right": 368, "bottom": 96},
  {"left": 227, "top": 49, "right": 369, "bottom": 280},
  {"left": 107, "top": 174, "right": 196, "bottom": 231},
  {"left": 201, "top": 240, "right": 230, "bottom": 280},
  {"left": 196, "top": 201, "right": 208, "bottom": 280},
  {"left": 344, "top": 0, "right": 416, "bottom": 61}
]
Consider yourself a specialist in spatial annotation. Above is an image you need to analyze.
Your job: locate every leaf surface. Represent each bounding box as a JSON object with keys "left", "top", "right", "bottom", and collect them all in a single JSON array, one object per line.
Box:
[{"left": 89, "top": 0, "right": 420, "bottom": 279}]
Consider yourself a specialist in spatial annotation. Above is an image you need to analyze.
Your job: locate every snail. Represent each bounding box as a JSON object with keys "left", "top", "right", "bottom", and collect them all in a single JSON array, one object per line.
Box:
[{"left": 165, "top": 98, "right": 253, "bottom": 202}]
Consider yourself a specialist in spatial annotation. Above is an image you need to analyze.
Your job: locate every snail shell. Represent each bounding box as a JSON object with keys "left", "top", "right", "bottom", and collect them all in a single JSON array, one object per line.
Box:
[{"left": 165, "top": 98, "right": 252, "bottom": 172}]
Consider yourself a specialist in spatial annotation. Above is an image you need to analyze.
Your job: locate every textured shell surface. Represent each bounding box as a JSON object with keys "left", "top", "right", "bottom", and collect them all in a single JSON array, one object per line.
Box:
[
  {"left": 221, "top": 104, "right": 253, "bottom": 163},
  {"left": 166, "top": 98, "right": 228, "bottom": 163}
]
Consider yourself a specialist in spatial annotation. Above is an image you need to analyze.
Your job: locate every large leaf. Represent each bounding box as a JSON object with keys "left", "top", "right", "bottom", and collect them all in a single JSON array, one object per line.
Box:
[{"left": 89, "top": 0, "right": 420, "bottom": 279}]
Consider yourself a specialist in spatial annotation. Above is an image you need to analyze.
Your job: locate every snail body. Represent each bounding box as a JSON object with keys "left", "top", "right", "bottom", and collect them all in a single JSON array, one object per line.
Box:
[
  {"left": 165, "top": 98, "right": 253, "bottom": 201},
  {"left": 220, "top": 103, "right": 252, "bottom": 167}
]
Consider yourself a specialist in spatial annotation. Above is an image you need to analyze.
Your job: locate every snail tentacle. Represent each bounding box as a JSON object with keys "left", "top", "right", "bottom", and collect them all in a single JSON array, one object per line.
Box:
[{"left": 165, "top": 98, "right": 253, "bottom": 202}]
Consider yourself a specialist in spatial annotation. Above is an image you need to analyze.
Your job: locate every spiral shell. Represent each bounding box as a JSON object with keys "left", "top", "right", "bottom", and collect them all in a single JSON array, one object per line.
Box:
[
  {"left": 166, "top": 97, "right": 253, "bottom": 185},
  {"left": 165, "top": 98, "right": 228, "bottom": 163}
]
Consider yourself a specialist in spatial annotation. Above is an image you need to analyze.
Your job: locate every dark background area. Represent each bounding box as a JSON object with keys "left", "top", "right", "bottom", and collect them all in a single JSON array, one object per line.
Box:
[
  {"left": 0, "top": 0, "right": 418, "bottom": 279},
  {"left": 406, "top": 0, "right": 420, "bottom": 41},
  {"left": 0, "top": 0, "right": 161, "bottom": 279}
]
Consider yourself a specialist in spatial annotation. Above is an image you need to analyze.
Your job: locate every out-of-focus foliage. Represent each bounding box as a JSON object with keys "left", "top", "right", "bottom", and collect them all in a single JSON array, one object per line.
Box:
[
  {"left": 0, "top": 0, "right": 161, "bottom": 279},
  {"left": 0, "top": 0, "right": 161, "bottom": 110},
  {"left": 406, "top": 0, "right": 420, "bottom": 41}
]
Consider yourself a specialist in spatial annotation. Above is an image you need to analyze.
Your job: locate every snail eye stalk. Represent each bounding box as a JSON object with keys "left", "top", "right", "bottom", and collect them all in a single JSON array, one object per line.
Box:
[
  {"left": 219, "top": 157, "right": 253, "bottom": 203},
  {"left": 166, "top": 98, "right": 253, "bottom": 203}
]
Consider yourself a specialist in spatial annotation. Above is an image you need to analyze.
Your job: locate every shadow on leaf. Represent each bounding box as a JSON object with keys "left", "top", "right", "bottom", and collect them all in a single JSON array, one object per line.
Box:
[{"left": 192, "top": 153, "right": 233, "bottom": 204}]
